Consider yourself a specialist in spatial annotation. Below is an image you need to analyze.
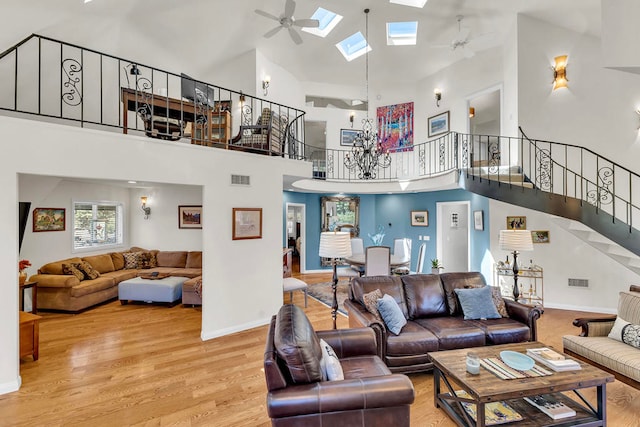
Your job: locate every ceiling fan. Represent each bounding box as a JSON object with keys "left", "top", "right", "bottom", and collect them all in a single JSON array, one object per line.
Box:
[
  {"left": 433, "top": 15, "right": 484, "bottom": 58},
  {"left": 255, "top": 0, "right": 319, "bottom": 45}
]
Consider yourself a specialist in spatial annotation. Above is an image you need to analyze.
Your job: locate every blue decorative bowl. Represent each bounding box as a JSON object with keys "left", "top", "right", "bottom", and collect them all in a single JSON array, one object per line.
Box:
[{"left": 500, "top": 351, "right": 535, "bottom": 371}]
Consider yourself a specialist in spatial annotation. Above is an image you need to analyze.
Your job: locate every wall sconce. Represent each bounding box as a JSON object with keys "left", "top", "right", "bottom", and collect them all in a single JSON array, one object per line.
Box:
[
  {"left": 434, "top": 88, "right": 442, "bottom": 107},
  {"left": 140, "top": 196, "right": 151, "bottom": 219},
  {"left": 636, "top": 109, "right": 640, "bottom": 129},
  {"left": 469, "top": 107, "right": 475, "bottom": 118},
  {"left": 262, "top": 76, "right": 271, "bottom": 96},
  {"left": 124, "top": 63, "right": 141, "bottom": 89},
  {"left": 349, "top": 112, "right": 355, "bottom": 128},
  {"left": 552, "top": 55, "right": 568, "bottom": 90}
]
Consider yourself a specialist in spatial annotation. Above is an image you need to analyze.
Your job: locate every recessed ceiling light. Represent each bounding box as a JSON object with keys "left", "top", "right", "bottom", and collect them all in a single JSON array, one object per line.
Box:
[
  {"left": 127, "top": 180, "right": 137, "bottom": 184},
  {"left": 336, "top": 32, "right": 371, "bottom": 62},
  {"left": 389, "top": 0, "right": 428, "bottom": 8},
  {"left": 84, "top": 0, "right": 93, "bottom": 3},
  {"left": 302, "top": 7, "right": 343, "bottom": 38},
  {"left": 387, "top": 21, "right": 418, "bottom": 46}
]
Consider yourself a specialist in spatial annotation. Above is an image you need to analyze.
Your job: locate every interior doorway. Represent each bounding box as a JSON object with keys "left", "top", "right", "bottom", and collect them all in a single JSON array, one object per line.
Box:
[
  {"left": 467, "top": 86, "right": 501, "bottom": 169},
  {"left": 436, "top": 201, "right": 470, "bottom": 272},
  {"left": 304, "top": 121, "right": 327, "bottom": 178},
  {"left": 285, "top": 203, "right": 305, "bottom": 274}
]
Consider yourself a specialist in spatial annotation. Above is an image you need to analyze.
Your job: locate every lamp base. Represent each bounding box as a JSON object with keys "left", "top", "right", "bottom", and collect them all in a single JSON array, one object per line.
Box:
[
  {"left": 512, "top": 251, "right": 520, "bottom": 302},
  {"left": 331, "top": 262, "right": 338, "bottom": 329}
]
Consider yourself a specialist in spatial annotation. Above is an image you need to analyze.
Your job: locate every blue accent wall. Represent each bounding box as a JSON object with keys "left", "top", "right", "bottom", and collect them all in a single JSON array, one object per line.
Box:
[{"left": 283, "top": 189, "right": 490, "bottom": 273}]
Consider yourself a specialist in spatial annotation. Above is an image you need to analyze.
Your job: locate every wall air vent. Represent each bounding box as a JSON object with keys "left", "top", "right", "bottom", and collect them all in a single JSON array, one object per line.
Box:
[
  {"left": 568, "top": 278, "right": 589, "bottom": 288},
  {"left": 231, "top": 174, "right": 250, "bottom": 186}
]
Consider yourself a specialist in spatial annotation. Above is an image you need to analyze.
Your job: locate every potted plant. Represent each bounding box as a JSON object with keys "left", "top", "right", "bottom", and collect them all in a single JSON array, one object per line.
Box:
[{"left": 431, "top": 258, "right": 443, "bottom": 274}]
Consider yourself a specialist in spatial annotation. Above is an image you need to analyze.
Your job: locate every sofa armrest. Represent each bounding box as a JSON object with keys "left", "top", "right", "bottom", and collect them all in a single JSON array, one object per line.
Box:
[
  {"left": 267, "top": 374, "right": 415, "bottom": 419},
  {"left": 572, "top": 316, "right": 617, "bottom": 337},
  {"left": 503, "top": 299, "right": 543, "bottom": 341},
  {"left": 28, "top": 274, "right": 79, "bottom": 288},
  {"left": 316, "top": 328, "right": 377, "bottom": 358},
  {"left": 344, "top": 299, "right": 387, "bottom": 358}
]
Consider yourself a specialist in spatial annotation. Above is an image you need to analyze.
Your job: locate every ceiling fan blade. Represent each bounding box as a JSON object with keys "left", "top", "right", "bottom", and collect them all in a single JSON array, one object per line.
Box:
[
  {"left": 288, "top": 27, "right": 303, "bottom": 45},
  {"left": 293, "top": 19, "right": 319, "bottom": 28},
  {"left": 264, "top": 26, "right": 284, "bottom": 39},
  {"left": 458, "top": 27, "right": 471, "bottom": 42},
  {"left": 255, "top": 9, "right": 280, "bottom": 22},
  {"left": 284, "top": 0, "right": 296, "bottom": 19}
]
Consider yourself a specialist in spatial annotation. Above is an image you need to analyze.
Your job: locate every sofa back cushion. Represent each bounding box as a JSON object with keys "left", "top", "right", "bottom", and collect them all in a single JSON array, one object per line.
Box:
[
  {"left": 351, "top": 276, "right": 408, "bottom": 319},
  {"left": 274, "top": 304, "right": 323, "bottom": 384},
  {"left": 619, "top": 291, "right": 640, "bottom": 325},
  {"left": 156, "top": 251, "right": 188, "bottom": 268},
  {"left": 439, "top": 272, "right": 487, "bottom": 315},
  {"left": 82, "top": 254, "right": 115, "bottom": 274},
  {"left": 401, "top": 274, "right": 447, "bottom": 319},
  {"left": 186, "top": 251, "right": 202, "bottom": 269},
  {"left": 110, "top": 252, "right": 125, "bottom": 270},
  {"left": 40, "top": 257, "right": 83, "bottom": 275}
]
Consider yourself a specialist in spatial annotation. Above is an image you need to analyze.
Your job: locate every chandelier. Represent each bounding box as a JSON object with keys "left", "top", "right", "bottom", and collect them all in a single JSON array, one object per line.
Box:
[{"left": 344, "top": 8, "right": 391, "bottom": 180}]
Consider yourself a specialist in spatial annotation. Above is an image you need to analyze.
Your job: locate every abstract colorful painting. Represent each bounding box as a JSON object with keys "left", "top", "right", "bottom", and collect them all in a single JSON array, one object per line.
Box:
[{"left": 376, "top": 102, "right": 414, "bottom": 152}]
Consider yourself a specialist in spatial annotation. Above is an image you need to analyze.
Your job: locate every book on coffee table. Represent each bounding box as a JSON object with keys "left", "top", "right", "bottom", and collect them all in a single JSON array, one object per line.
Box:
[
  {"left": 524, "top": 394, "right": 576, "bottom": 420},
  {"left": 455, "top": 390, "right": 523, "bottom": 425},
  {"left": 526, "top": 348, "right": 580, "bottom": 372}
]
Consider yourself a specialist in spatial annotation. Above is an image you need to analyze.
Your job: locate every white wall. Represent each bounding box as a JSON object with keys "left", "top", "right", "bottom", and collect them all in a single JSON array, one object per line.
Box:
[
  {"left": 0, "top": 115, "right": 310, "bottom": 394},
  {"left": 490, "top": 199, "right": 640, "bottom": 313}
]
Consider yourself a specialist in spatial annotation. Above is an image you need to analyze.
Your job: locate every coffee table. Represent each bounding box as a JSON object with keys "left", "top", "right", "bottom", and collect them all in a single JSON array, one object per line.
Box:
[{"left": 428, "top": 342, "right": 614, "bottom": 427}]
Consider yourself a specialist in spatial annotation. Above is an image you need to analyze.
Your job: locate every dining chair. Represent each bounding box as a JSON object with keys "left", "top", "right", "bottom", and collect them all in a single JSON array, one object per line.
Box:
[
  {"left": 414, "top": 242, "right": 427, "bottom": 274},
  {"left": 392, "top": 238, "right": 412, "bottom": 275},
  {"left": 364, "top": 246, "right": 391, "bottom": 276},
  {"left": 349, "top": 237, "right": 365, "bottom": 275}
]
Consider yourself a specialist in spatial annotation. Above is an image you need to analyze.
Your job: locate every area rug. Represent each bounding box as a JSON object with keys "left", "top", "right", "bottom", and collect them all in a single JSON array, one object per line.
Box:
[{"left": 306, "top": 282, "right": 350, "bottom": 316}]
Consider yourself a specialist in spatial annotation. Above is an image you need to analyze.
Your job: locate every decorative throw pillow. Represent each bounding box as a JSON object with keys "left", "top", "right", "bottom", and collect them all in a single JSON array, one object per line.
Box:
[
  {"left": 77, "top": 261, "right": 100, "bottom": 280},
  {"left": 62, "top": 263, "right": 84, "bottom": 281},
  {"left": 137, "top": 252, "right": 153, "bottom": 269},
  {"left": 362, "top": 289, "right": 383, "bottom": 321},
  {"left": 607, "top": 316, "right": 630, "bottom": 342},
  {"left": 490, "top": 286, "right": 509, "bottom": 317},
  {"left": 454, "top": 286, "right": 501, "bottom": 320},
  {"left": 622, "top": 324, "right": 640, "bottom": 348},
  {"left": 122, "top": 252, "right": 139, "bottom": 269},
  {"left": 377, "top": 294, "right": 407, "bottom": 335},
  {"left": 319, "top": 339, "right": 344, "bottom": 381}
]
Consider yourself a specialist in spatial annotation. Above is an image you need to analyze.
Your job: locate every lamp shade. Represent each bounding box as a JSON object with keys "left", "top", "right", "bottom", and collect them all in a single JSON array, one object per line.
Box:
[
  {"left": 499, "top": 229, "right": 533, "bottom": 252},
  {"left": 319, "top": 231, "right": 352, "bottom": 259}
]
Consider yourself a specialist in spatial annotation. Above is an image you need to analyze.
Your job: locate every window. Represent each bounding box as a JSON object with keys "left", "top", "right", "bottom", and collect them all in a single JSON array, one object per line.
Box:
[
  {"left": 302, "top": 7, "right": 343, "bottom": 38},
  {"left": 336, "top": 32, "right": 371, "bottom": 62},
  {"left": 73, "top": 201, "right": 123, "bottom": 251},
  {"left": 387, "top": 21, "right": 418, "bottom": 45}
]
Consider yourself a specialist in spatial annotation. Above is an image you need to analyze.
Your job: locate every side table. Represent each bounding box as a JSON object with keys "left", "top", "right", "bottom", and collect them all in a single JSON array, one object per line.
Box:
[
  {"left": 20, "top": 311, "right": 41, "bottom": 361},
  {"left": 19, "top": 280, "right": 37, "bottom": 314}
]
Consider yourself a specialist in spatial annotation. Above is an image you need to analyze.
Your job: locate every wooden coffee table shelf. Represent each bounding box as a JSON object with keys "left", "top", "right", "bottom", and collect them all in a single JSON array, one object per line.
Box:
[{"left": 429, "top": 342, "right": 614, "bottom": 427}]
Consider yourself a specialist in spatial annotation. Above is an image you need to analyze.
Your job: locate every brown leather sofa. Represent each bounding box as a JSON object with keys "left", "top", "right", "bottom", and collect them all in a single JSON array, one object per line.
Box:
[
  {"left": 264, "top": 304, "right": 415, "bottom": 427},
  {"left": 344, "top": 272, "right": 543, "bottom": 374}
]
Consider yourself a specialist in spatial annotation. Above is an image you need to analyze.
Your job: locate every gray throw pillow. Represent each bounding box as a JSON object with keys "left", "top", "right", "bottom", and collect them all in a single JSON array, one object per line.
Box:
[
  {"left": 454, "top": 286, "right": 502, "bottom": 320},
  {"left": 622, "top": 324, "right": 640, "bottom": 348},
  {"left": 377, "top": 294, "right": 407, "bottom": 335}
]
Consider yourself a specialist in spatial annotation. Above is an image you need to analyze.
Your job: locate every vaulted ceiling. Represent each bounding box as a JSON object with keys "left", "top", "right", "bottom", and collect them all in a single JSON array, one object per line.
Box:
[{"left": 2, "top": 0, "right": 600, "bottom": 87}]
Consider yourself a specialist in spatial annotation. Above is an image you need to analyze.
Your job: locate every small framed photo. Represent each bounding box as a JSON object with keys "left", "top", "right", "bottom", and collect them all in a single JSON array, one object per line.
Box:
[
  {"left": 532, "top": 230, "right": 550, "bottom": 243},
  {"left": 411, "top": 210, "right": 429, "bottom": 227},
  {"left": 428, "top": 110, "right": 450, "bottom": 137},
  {"left": 506, "top": 216, "right": 526, "bottom": 230},
  {"left": 340, "top": 129, "right": 360, "bottom": 146},
  {"left": 33, "top": 208, "right": 66, "bottom": 232},
  {"left": 178, "top": 205, "right": 202, "bottom": 229},
  {"left": 233, "top": 208, "right": 263, "bottom": 240},
  {"left": 473, "top": 210, "right": 484, "bottom": 231}
]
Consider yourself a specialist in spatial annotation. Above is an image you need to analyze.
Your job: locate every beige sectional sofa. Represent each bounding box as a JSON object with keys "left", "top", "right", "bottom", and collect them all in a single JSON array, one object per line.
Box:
[{"left": 29, "top": 249, "right": 202, "bottom": 312}]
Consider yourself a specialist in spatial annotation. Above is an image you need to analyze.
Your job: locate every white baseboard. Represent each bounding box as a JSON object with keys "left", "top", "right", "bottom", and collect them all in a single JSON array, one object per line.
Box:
[
  {"left": 0, "top": 376, "right": 21, "bottom": 395},
  {"left": 543, "top": 303, "right": 617, "bottom": 314},
  {"left": 201, "top": 317, "right": 272, "bottom": 341}
]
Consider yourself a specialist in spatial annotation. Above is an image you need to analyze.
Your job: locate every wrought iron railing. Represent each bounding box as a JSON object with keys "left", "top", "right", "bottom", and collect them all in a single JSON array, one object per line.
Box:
[{"left": 0, "top": 34, "right": 306, "bottom": 156}]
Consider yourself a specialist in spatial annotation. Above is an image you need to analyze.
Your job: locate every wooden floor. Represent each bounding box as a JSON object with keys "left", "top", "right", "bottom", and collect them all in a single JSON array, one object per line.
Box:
[{"left": 2, "top": 269, "right": 640, "bottom": 426}]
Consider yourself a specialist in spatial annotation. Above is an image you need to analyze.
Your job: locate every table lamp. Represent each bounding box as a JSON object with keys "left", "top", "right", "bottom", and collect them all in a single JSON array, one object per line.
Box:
[
  {"left": 499, "top": 229, "right": 533, "bottom": 301},
  {"left": 319, "top": 231, "right": 352, "bottom": 329}
]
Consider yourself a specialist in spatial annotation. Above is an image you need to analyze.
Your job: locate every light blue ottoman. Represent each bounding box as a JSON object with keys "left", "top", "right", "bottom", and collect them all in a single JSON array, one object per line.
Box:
[{"left": 118, "top": 276, "right": 188, "bottom": 305}]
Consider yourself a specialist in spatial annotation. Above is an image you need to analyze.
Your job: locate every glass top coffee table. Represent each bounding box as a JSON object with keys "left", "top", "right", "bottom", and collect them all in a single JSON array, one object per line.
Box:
[{"left": 428, "top": 341, "right": 614, "bottom": 427}]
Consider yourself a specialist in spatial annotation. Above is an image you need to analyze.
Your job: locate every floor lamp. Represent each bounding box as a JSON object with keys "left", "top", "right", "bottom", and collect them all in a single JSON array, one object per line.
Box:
[
  {"left": 499, "top": 229, "right": 533, "bottom": 302},
  {"left": 319, "top": 231, "right": 352, "bottom": 329}
]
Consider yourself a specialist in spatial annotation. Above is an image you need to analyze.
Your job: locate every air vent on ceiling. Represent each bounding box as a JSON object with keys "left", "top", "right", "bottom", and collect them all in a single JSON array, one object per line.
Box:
[
  {"left": 568, "top": 278, "right": 589, "bottom": 288},
  {"left": 231, "top": 174, "right": 250, "bottom": 186}
]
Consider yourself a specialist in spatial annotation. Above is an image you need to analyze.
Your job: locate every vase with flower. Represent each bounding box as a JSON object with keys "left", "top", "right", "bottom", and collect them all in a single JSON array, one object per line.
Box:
[{"left": 19, "top": 259, "right": 31, "bottom": 285}]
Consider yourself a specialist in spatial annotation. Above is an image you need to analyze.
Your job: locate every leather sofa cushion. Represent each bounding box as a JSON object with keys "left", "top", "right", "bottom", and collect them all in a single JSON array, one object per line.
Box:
[
  {"left": 468, "top": 318, "right": 531, "bottom": 344},
  {"left": 110, "top": 252, "right": 125, "bottom": 270},
  {"left": 415, "top": 317, "right": 485, "bottom": 350},
  {"left": 341, "top": 355, "right": 391, "bottom": 379},
  {"left": 402, "top": 274, "right": 447, "bottom": 319},
  {"left": 274, "top": 304, "right": 323, "bottom": 384},
  {"left": 385, "top": 320, "right": 439, "bottom": 357},
  {"left": 82, "top": 254, "right": 115, "bottom": 274},
  {"left": 439, "top": 272, "right": 486, "bottom": 315},
  {"left": 40, "top": 257, "right": 83, "bottom": 275},
  {"left": 186, "top": 251, "right": 202, "bottom": 269},
  {"left": 156, "top": 251, "right": 188, "bottom": 268},
  {"left": 352, "top": 276, "right": 408, "bottom": 319}
]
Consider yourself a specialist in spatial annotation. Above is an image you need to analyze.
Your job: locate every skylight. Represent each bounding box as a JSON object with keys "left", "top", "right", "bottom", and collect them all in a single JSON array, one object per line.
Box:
[
  {"left": 389, "top": 0, "right": 428, "bottom": 7},
  {"left": 387, "top": 22, "right": 418, "bottom": 45},
  {"left": 302, "top": 7, "right": 343, "bottom": 38},
  {"left": 336, "top": 32, "right": 371, "bottom": 62}
]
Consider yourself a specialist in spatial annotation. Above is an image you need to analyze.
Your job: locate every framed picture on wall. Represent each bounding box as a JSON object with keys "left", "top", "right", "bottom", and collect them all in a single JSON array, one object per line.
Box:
[
  {"left": 233, "top": 207, "right": 263, "bottom": 240},
  {"left": 33, "top": 208, "right": 65, "bottom": 232},
  {"left": 427, "top": 111, "right": 450, "bottom": 137},
  {"left": 340, "top": 129, "right": 360, "bottom": 146},
  {"left": 410, "top": 210, "right": 428, "bottom": 226},
  {"left": 473, "top": 210, "right": 484, "bottom": 231},
  {"left": 178, "top": 205, "right": 202, "bottom": 229},
  {"left": 532, "top": 230, "right": 550, "bottom": 243},
  {"left": 506, "top": 216, "right": 526, "bottom": 230}
]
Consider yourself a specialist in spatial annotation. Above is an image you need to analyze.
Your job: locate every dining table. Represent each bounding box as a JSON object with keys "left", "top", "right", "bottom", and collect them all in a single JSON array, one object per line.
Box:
[{"left": 344, "top": 253, "right": 410, "bottom": 268}]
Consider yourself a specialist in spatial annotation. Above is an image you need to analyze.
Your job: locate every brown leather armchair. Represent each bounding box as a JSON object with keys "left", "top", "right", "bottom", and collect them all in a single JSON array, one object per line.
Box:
[{"left": 264, "top": 304, "right": 415, "bottom": 426}]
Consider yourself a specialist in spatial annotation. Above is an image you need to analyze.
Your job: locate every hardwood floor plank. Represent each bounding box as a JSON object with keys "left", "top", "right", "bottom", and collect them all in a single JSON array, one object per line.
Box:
[{"left": 1, "top": 273, "right": 639, "bottom": 426}]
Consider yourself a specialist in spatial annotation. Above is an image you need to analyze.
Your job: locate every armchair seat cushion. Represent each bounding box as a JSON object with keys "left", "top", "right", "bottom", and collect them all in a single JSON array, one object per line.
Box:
[
  {"left": 341, "top": 355, "right": 391, "bottom": 379},
  {"left": 563, "top": 335, "right": 640, "bottom": 384}
]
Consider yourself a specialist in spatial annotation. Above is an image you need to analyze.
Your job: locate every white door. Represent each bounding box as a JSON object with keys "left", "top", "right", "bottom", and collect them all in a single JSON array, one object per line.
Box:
[{"left": 436, "top": 201, "right": 470, "bottom": 272}]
